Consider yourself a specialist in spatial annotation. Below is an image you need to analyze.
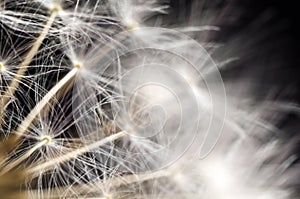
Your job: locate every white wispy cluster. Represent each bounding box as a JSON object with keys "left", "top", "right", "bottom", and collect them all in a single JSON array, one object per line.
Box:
[{"left": 0, "top": 0, "right": 297, "bottom": 198}]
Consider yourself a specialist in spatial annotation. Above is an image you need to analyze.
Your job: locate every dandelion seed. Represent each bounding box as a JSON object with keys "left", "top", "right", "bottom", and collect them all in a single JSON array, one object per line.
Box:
[{"left": 0, "top": 0, "right": 298, "bottom": 198}]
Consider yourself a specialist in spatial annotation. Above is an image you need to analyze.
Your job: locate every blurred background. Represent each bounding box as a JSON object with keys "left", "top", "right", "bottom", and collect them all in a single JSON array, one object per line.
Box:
[{"left": 169, "top": 0, "right": 300, "bottom": 195}]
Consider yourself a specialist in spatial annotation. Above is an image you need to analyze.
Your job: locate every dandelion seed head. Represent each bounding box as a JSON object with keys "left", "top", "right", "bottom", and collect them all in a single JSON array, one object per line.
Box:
[{"left": 0, "top": 0, "right": 298, "bottom": 198}]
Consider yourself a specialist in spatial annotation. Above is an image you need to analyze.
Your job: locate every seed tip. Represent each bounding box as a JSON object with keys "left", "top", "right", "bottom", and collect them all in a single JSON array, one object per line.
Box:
[
  {"left": 41, "top": 136, "right": 52, "bottom": 144},
  {"left": 74, "top": 62, "right": 82, "bottom": 69},
  {"left": 0, "top": 62, "right": 5, "bottom": 72},
  {"left": 52, "top": 5, "right": 62, "bottom": 13},
  {"left": 125, "top": 18, "right": 139, "bottom": 30},
  {"left": 105, "top": 194, "right": 112, "bottom": 199}
]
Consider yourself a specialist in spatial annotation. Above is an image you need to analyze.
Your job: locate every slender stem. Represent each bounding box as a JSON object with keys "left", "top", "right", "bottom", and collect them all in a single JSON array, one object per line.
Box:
[
  {"left": 0, "top": 139, "right": 48, "bottom": 176},
  {"left": 28, "top": 170, "right": 168, "bottom": 198},
  {"left": 28, "top": 131, "right": 127, "bottom": 176},
  {"left": 0, "top": 9, "right": 58, "bottom": 123},
  {"left": 100, "top": 169, "right": 168, "bottom": 187}
]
